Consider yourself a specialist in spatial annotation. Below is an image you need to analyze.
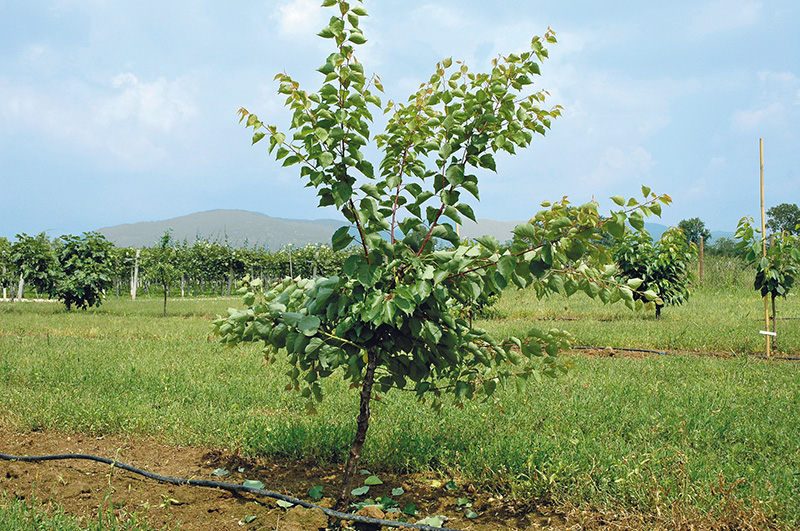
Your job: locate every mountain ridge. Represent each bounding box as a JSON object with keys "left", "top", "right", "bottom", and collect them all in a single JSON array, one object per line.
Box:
[{"left": 96, "top": 209, "right": 734, "bottom": 249}]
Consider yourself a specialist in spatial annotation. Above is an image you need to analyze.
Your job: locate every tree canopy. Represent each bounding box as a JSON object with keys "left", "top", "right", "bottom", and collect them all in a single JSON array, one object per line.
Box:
[
  {"left": 677, "top": 217, "right": 711, "bottom": 245},
  {"left": 766, "top": 203, "right": 800, "bottom": 236}
]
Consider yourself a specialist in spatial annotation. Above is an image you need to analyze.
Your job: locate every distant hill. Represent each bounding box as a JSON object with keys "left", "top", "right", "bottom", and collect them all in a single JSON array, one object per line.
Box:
[
  {"left": 96, "top": 210, "right": 347, "bottom": 249},
  {"left": 96, "top": 209, "right": 737, "bottom": 249}
]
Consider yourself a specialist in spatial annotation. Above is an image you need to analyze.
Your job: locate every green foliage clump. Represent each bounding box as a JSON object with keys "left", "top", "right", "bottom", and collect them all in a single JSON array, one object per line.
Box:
[
  {"left": 55, "top": 232, "right": 115, "bottom": 311},
  {"left": 736, "top": 217, "right": 800, "bottom": 336},
  {"left": 766, "top": 202, "right": 800, "bottom": 236},
  {"left": 10, "top": 232, "right": 60, "bottom": 298},
  {"left": 677, "top": 217, "right": 711, "bottom": 245},
  {"left": 8, "top": 232, "right": 115, "bottom": 310},
  {"left": 613, "top": 227, "right": 696, "bottom": 319}
]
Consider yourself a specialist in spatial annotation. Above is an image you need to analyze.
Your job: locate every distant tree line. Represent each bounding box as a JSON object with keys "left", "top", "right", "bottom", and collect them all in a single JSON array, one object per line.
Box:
[
  {"left": 0, "top": 231, "right": 353, "bottom": 312},
  {"left": 2, "top": 204, "right": 797, "bottom": 316}
]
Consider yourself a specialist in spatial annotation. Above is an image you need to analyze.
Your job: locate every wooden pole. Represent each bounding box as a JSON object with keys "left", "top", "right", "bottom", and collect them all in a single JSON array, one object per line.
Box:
[
  {"left": 698, "top": 235, "right": 704, "bottom": 285},
  {"left": 760, "top": 138, "right": 771, "bottom": 357},
  {"left": 131, "top": 249, "right": 140, "bottom": 301}
]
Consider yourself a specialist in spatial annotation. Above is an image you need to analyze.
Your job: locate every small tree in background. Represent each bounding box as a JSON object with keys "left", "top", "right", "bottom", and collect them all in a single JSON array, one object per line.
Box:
[
  {"left": 766, "top": 203, "right": 800, "bottom": 236},
  {"left": 146, "top": 230, "right": 180, "bottom": 316},
  {"left": 678, "top": 217, "right": 711, "bottom": 246},
  {"left": 55, "top": 232, "right": 115, "bottom": 311},
  {"left": 736, "top": 218, "right": 800, "bottom": 341},
  {"left": 10, "top": 232, "right": 59, "bottom": 300},
  {"left": 215, "top": 0, "right": 667, "bottom": 510},
  {"left": 614, "top": 227, "right": 696, "bottom": 319}
]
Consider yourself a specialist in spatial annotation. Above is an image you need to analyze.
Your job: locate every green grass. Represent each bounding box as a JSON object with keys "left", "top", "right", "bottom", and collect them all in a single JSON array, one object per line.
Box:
[
  {"left": 2, "top": 265, "right": 800, "bottom": 527},
  {"left": 0, "top": 493, "right": 164, "bottom": 531}
]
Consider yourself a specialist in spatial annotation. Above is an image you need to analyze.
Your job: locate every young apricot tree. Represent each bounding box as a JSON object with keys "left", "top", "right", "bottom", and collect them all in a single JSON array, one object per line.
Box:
[
  {"left": 736, "top": 218, "right": 800, "bottom": 340},
  {"left": 613, "top": 226, "right": 696, "bottom": 319},
  {"left": 146, "top": 230, "right": 180, "bottom": 317},
  {"left": 214, "top": 0, "right": 667, "bottom": 510}
]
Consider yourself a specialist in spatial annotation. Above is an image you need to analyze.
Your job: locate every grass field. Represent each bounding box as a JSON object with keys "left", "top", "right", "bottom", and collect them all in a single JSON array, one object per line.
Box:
[{"left": 1, "top": 257, "right": 799, "bottom": 528}]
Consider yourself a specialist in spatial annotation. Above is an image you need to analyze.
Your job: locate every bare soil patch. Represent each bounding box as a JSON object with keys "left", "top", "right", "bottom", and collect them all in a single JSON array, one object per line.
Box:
[{"left": 0, "top": 425, "right": 575, "bottom": 530}]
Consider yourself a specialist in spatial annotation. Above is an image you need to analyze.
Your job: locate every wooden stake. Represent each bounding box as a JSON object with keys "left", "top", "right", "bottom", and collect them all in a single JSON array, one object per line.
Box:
[
  {"left": 760, "top": 138, "right": 771, "bottom": 357},
  {"left": 698, "top": 235, "right": 704, "bottom": 285}
]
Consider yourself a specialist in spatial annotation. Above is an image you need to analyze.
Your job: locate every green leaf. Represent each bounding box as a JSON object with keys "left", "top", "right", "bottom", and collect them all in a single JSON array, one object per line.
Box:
[
  {"left": 391, "top": 487, "right": 405, "bottom": 496},
  {"left": 364, "top": 475, "right": 383, "bottom": 486},
  {"left": 244, "top": 515, "right": 257, "bottom": 523},
  {"left": 629, "top": 210, "right": 645, "bottom": 231},
  {"left": 478, "top": 153, "right": 496, "bottom": 171},
  {"left": 348, "top": 33, "right": 367, "bottom": 45},
  {"left": 513, "top": 223, "right": 537, "bottom": 240},
  {"left": 497, "top": 255, "right": 516, "bottom": 279},
  {"left": 611, "top": 195, "right": 625, "bottom": 206},
  {"left": 309, "top": 486, "right": 324, "bottom": 500},
  {"left": 351, "top": 486, "right": 370, "bottom": 496},
  {"left": 243, "top": 479, "right": 264, "bottom": 490},
  {"left": 277, "top": 500, "right": 294, "bottom": 509},
  {"left": 445, "top": 164, "right": 465, "bottom": 186},
  {"left": 455, "top": 203, "right": 476, "bottom": 223},
  {"left": 298, "top": 315, "right": 321, "bottom": 336},
  {"left": 465, "top": 509, "right": 478, "bottom": 519},
  {"left": 332, "top": 181, "right": 352, "bottom": 207},
  {"left": 211, "top": 468, "right": 230, "bottom": 477},
  {"left": 476, "top": 235, "right": 499, "bottom": 252},
  {"left": 331, "top": 225, "right": 354, "bottom": 251}
]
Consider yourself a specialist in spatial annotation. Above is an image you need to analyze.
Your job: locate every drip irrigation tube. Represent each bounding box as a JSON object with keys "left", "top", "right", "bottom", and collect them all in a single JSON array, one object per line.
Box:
[
  {"left": 573, "top": 346, "right": 671, "bottom": 356},
  {"left": 573, "top": 346, "right": 800, "bottom": 362},
  {"left": 0, "top": 451, "right": 459, "bottom": 531}
]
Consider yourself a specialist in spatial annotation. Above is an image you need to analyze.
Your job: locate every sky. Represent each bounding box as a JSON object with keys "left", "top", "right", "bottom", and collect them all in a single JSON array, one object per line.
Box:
[{"left": 1, "top": 0, "right": 798, "bottom": 240}]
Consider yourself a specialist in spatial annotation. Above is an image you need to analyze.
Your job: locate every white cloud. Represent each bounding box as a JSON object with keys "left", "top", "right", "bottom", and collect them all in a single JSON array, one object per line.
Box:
[
  {"left": 0, "top": 72, "right": 199, "bottom": 169},
  {"left": 581, "top": 146, "right": 656, "bottom": 188},
  {"left": 731, "top": 102, "right": 785, "bottom": 131},
  {"left": 688, "top": 0, "right": 762, "bottom": 35},
  {"left": 731, "top": 70, "right": 800, "bottom": 133},
  {"left": 97, "top": 72, "right": 196, "bottom": 133},
  {"left": 273, "top": 0, "right": 327, "bottom": 37}
]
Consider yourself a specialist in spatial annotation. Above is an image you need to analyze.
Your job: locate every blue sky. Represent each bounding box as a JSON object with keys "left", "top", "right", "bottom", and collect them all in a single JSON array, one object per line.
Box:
[{"left": 1, "top": 0, "right": 798, "bottom": 240}]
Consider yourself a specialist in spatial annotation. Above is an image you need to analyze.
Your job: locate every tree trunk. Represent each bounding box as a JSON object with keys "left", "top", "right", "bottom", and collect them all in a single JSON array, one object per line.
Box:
[
  {"left": 16, "top": 273, "right": 24, "bottom": 301},
  {"left": 771, "top": 294, "right": 777, "bottom": 347},
  {"left": 655, "top": 303, "right": 663, "bottom": 320},
  {"left": 335, "top": 347, "right": 379, "bottom": 511},
  {"left": 163, "top": 280, "right": 168, "bottom": 317}
]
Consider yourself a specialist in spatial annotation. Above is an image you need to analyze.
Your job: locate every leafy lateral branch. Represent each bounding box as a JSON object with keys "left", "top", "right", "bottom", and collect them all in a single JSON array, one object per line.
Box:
[{"left": 216, "top": 0, "right": 669, "bottom": 510}]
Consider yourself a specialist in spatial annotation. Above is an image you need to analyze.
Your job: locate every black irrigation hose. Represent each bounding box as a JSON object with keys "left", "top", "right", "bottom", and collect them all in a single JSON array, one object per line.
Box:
[
  {"left": 0, "top": 452, "right": 459, "bottom": 531},
  {"left": 572, "top": 346, "right": 672, "bottom": 356},
  {"left": 573, "top": 346, "right": 800, "bottom": 362}
]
